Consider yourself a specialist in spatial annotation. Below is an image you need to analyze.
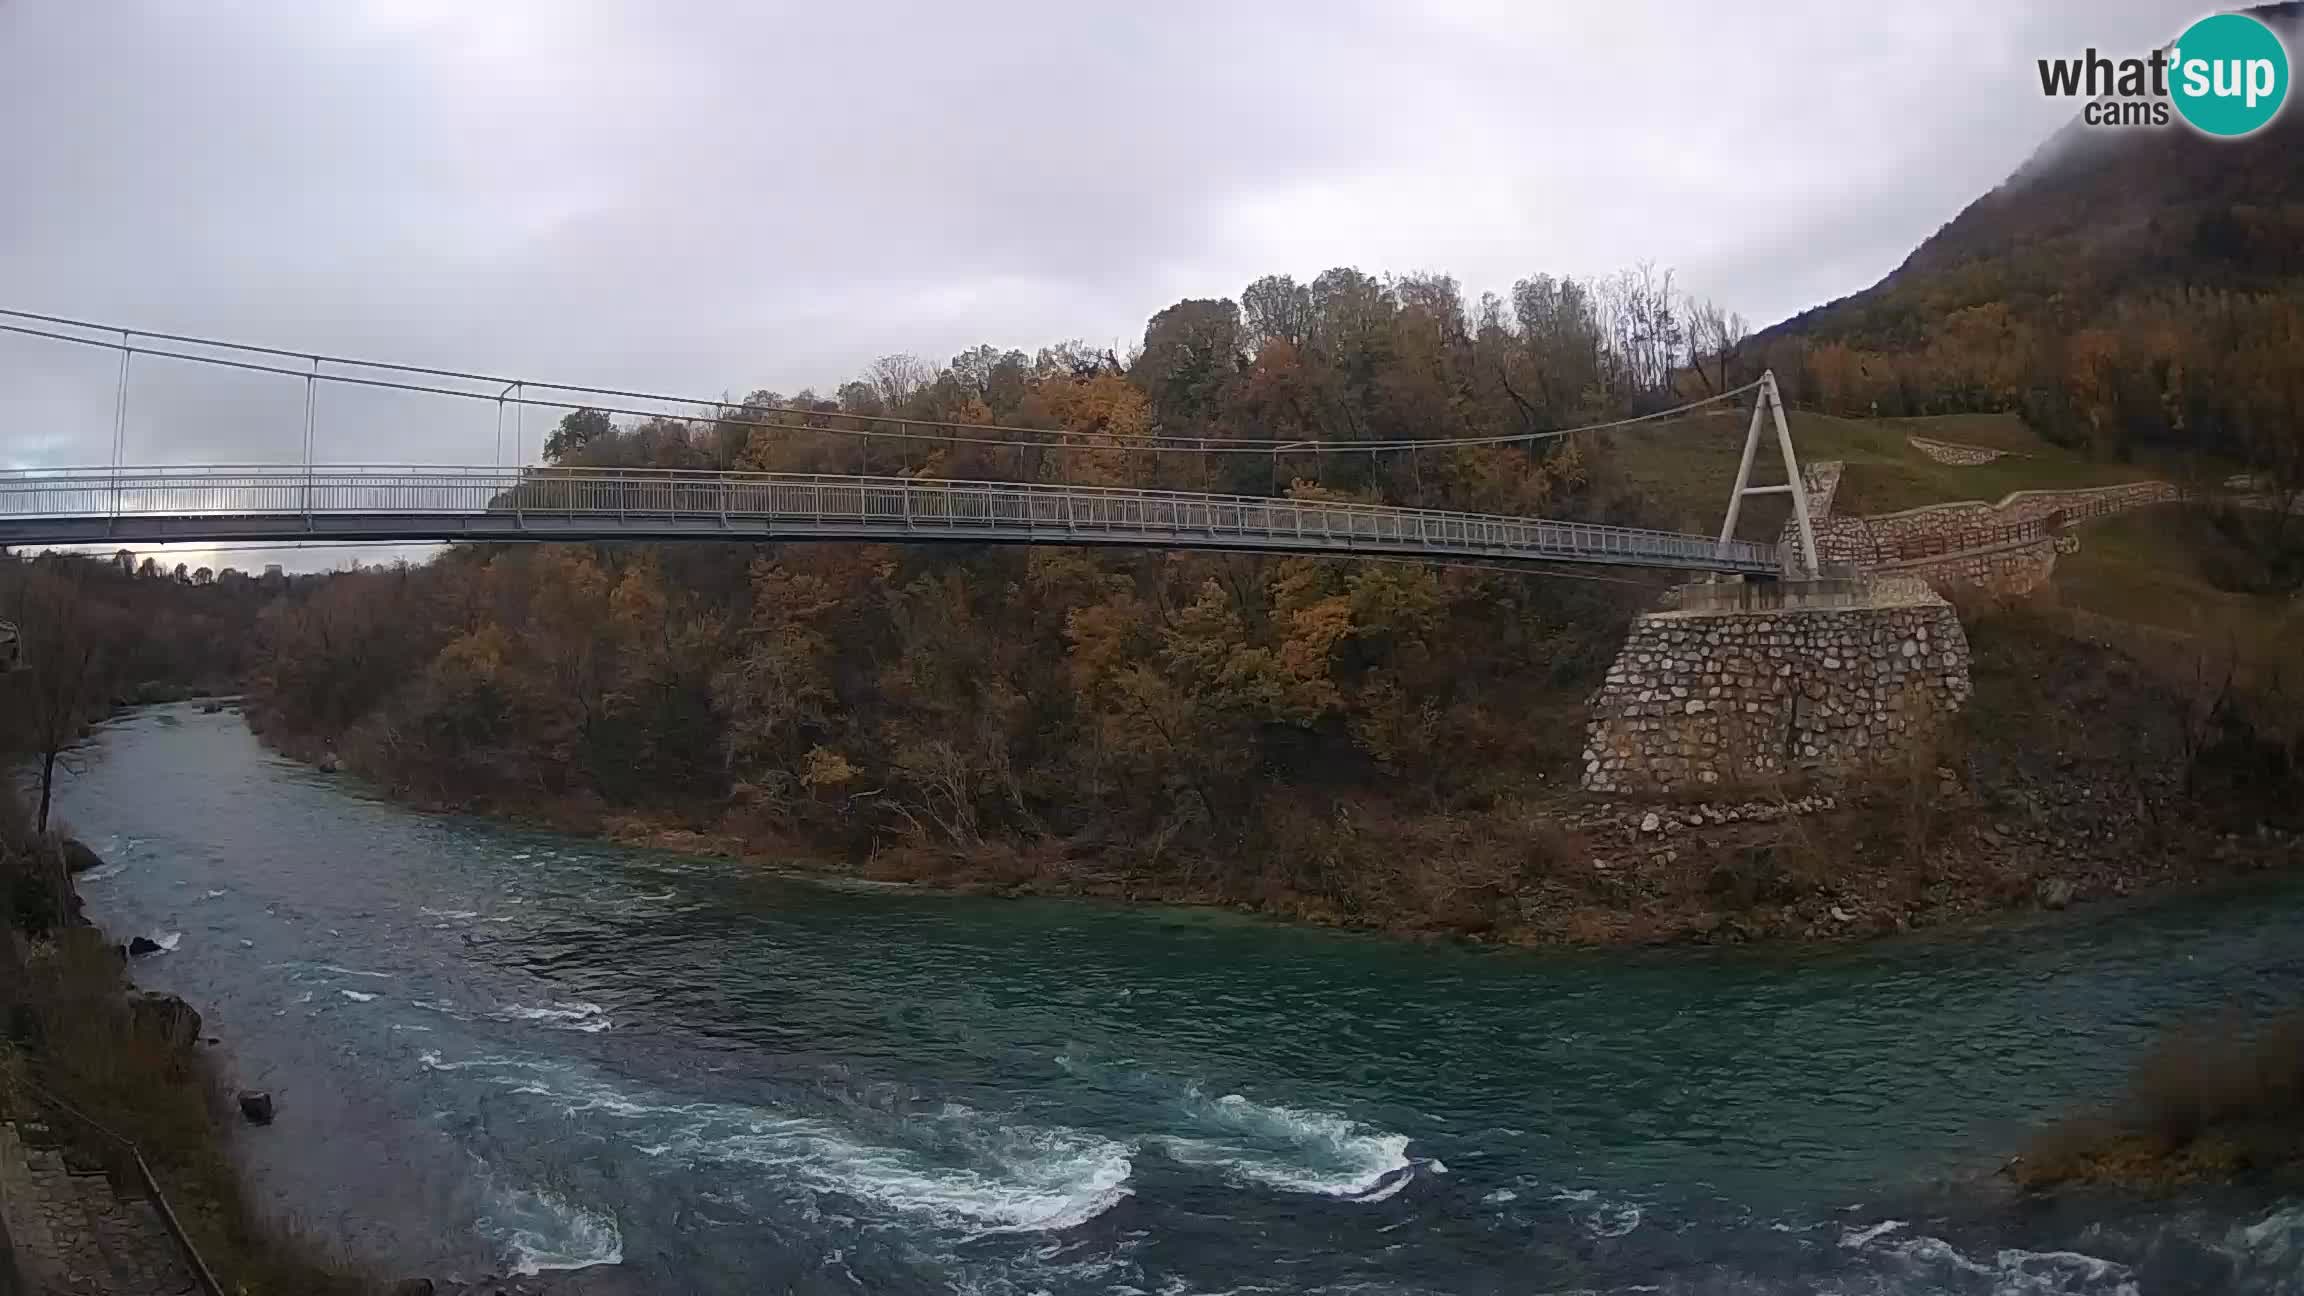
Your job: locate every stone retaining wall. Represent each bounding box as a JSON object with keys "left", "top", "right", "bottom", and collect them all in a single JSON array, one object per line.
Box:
[
  {"left": 1908, "top": 435, "right": 2006, "bottom": 465},
  {"left": 1853, "top": 480, "right": 2178, "bottom": 556},
  {"left": 1783, "top": 465, "right": 2178, "bottom": 595},
  {"left": 1875, "top": 535, "right": 2063, "bottom": 594},
  {"left": 1582, "top": 589, "right": 1972, "bottom": 796}
]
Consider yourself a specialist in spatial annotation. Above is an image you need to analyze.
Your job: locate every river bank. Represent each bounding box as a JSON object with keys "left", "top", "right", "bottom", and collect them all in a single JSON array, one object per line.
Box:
[
  {"left": 239, "top": 593, "right": 2303, "bottom": 948},
  {"left": 0, "top": 823, "right": 371, "bottom": 1294},
  {"left": 1, "top": 814, "right": 609, "bottom": 1296},
  {"left": 2008, "top": 1012, "right": 2304, "bottom": 1196},
  {"left": 437, "top": 783, "right": 2304, "bottom": 947},
  {"left": 248, "top": 703, "right": 2303, "bottom": 950}
]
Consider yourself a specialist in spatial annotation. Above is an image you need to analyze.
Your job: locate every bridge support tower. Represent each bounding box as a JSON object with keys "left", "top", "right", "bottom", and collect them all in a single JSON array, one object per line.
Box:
[{"left": 1718, "top": 370, "right": 1821, "bottom": 579}]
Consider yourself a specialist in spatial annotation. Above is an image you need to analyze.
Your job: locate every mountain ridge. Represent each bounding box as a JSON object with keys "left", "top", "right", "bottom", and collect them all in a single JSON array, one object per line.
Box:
[{"left": 1762, "top": 1, "right": 2304, "bottom": 351}]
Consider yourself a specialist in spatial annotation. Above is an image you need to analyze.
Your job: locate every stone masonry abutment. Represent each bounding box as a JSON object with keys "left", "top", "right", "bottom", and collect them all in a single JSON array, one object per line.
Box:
[{"left": 1582, "top": 577, "right": 1973, "bottom": 797}]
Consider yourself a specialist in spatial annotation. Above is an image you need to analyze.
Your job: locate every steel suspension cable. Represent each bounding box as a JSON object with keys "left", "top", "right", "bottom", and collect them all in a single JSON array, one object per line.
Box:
[{"left": 0, "top": 308, "right": 1760, "bottom": 456}]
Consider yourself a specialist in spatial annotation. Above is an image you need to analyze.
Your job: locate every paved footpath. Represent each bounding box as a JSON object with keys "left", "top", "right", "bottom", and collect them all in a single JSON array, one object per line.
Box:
[{"left": 1, "top": 1118, "right": 195, "bottom": 1294}]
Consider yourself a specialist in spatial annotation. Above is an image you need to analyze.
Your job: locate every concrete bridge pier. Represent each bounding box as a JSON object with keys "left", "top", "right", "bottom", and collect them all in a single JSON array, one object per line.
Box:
[{"left": 1580, "top": 576, "right": 1973, "bottom": 796}]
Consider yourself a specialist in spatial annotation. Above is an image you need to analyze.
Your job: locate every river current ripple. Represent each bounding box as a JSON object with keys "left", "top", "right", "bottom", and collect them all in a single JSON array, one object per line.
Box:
[{"left": 52, "top": 704, "right": 2304, "bottom": 1293}]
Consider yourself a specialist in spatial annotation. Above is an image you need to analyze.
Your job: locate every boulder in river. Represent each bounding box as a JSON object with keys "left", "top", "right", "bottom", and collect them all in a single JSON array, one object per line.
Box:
[
  {"left": 237, "top": 1089, "right": 276, "bottom": 1125},
  {"left": 389, "top": 1282, "right": 435, "bottom": 1296},
  {"left": 318, "top": 750, "right": 342, "bottom": 773},
  {"left": 127, "top": 991, "right": 202, "bottom": 1051},
  {"left": 58, "top": 837, "right": 105, "bottom": 875},
  {"left": 126, "top": 935, "right": 164, "bottom": 956},
  {"left": 2035, "top": 877, "right": 2076, "bottom": 910}
]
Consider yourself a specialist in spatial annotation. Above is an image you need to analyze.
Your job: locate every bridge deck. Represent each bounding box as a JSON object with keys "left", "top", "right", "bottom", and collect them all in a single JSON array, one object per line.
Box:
[{"left": 0, "top": 467, "right": 1780, "bottom": 574}]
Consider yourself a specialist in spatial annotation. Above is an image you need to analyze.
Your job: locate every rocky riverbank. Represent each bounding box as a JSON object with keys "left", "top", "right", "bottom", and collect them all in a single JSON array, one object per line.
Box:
[
  {"left": 6, "top": 828, "right": 617, "bottom": 1296},
  {"left": 0, "top": 830, "right": 375, "bottom": 1294},
  {"left": 2007, "top": 1012, "right": 2304, "bottom": 1194},
  {"left": 241, "top": 594, "right": 2302, "bottom": 948},
  {"left": 268, "top": 717, "right": 2301, "bottom": 949}
]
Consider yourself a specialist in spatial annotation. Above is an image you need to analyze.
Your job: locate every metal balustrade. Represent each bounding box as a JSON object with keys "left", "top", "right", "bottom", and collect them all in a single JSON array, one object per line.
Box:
[
  {"left": 19, "top": 1078, "right": 228, "bottom": 1296},
  {"left": 0, "top": 465, "right": 1783, "bottom": 574}
]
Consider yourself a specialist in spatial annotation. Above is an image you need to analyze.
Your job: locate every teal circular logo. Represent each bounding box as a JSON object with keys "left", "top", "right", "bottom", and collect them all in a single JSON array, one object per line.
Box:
[{"left": 2170, "top": 13, "right": 2290, "bottom": 137}]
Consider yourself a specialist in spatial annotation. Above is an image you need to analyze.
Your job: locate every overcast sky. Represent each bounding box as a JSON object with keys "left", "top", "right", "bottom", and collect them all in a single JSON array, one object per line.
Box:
[{"left": 0, "top": 0, "right": 2196, "bottom": 569}]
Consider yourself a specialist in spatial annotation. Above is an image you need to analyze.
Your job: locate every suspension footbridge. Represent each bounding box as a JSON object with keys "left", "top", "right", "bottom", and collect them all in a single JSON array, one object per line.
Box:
[
  {"left": 0, "top": 310, "right": 1818, "bottom": 577},
  {"left": 0, "top": 465, "right": 1781, "bottom": 573}
]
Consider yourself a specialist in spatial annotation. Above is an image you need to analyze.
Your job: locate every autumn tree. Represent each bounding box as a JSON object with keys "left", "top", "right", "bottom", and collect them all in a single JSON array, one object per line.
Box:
[
  {"left": 1, "top": 561, "right": 120, "bottom": 835},
  {"left": 1242, "top": 274, "right": 1315, "bottom": 353},
  {"left": 1134, "top": 298, "right": 1245, "bottom": 424},
  {"left": 544, "top": 407, "right": 617, "bottom": 462},
  {"left": 866, "top": 354, "right": 936, "bottom": 412},
  {"left": 1685, "top": 297, "right": 1749, "bottom": 394}
]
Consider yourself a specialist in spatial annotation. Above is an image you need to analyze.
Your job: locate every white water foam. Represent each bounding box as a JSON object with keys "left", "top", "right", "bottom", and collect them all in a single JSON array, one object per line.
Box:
[
  {"left": 477, "top": 1182, "right": 623, "bottom": 1276},
  {"left": 490, "top": 1001, "right": 613, "bottom": 1033},
  {"left": 430, "top": 1053, "right": 1132, "bottom": 1236},
  {"left": 1841, "top": 1218, "right": 1907, "bottom": 1248},
  {"left": 1870, "top": 1233, "right": 2140, "bottom": 1295},
  {"left": 417, "top": 1050, "right": 532, "bottom": 1073},
  {"left": 2233, "top": 1201, "right": 2304, "bottom": 1263},
  {"left": 1549, "top": 1187, "right": 1645, "bottom": 1239},
  {"left": 767, "top": 1119, "right": 1133, "bottom": 1234},
  {"left": 1157, "top": 1089, "right": 1414, "bottom": 1200},
  {"left": 339, "top": 989, "right": 378, "bottom": 1003},
  {"left": 1584, "top": 1202, "right": 1643, "bottom": 1239},
  {"left": 270, "top": 961, "right": 394, "bottom": 979},
  {"left": 419, "top": 907, "right": 481, "bottom": 920},
  {"left": 151, "top": 931, "right": 181, "bottom": 952}
]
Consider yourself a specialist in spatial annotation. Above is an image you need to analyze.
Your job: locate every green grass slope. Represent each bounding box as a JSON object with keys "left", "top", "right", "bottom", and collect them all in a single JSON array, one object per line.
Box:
[
  {"left": 1598, "top": 409, "right": 2164, "bottom": 541},
  {"left": 2050, "top": 508, "right": 2304, "bottom": 673}
]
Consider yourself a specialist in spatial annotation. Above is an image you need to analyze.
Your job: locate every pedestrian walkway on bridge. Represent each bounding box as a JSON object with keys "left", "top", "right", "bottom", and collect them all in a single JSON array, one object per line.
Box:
[
  {"left": 0, "top": 465, "right": 1782, "bottom": 574},
  {"left": 0, "top": 307, "right": 1826, "bottom": 578}
]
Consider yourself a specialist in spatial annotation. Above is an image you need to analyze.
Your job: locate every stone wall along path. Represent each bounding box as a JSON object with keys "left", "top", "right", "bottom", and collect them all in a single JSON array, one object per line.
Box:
[{"left": 0, "top": 1118, "right": 194, "bottom": 1295}]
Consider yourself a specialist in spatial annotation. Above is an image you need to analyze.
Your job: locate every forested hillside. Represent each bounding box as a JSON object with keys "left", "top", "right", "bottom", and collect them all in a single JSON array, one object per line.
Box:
[
  {"left": 0, "top": 554, "right": 274, "bottom": 831},
  {"left": 1753, "top": 2, "right": 2304, "bottom": 480},
  {"left": 247, "top": 263, "right": 1749, "bottom": 931}
]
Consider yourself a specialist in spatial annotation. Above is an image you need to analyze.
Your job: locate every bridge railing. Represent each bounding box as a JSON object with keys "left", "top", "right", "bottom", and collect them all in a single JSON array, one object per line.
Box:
[
  {"left": 18, "top": 1078, "right": 228, "bottom": 1296},
  {"left": 0, "top": 465, "right": 1780, "bottom": 572}
]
